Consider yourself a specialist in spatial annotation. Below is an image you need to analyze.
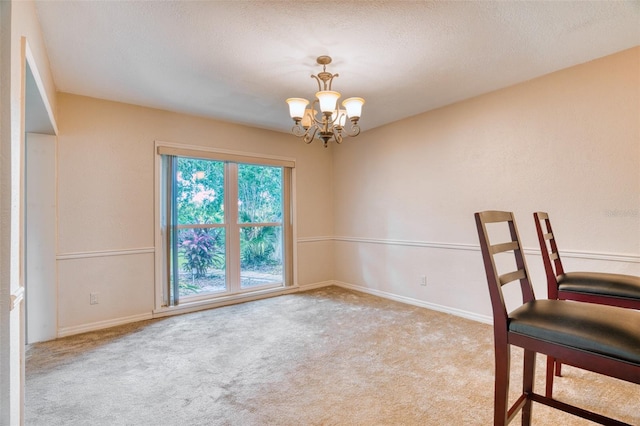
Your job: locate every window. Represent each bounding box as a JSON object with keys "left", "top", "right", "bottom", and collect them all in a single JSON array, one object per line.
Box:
[{"left": 157, "top": 145, "right": 293, "bottom": 307}]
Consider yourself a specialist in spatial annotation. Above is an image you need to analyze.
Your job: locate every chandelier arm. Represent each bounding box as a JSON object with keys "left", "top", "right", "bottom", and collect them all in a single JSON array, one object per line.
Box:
[
  {"left": 311, "top": 75, "right": 322, "bottom": 92},
  {"left": 334, "top": 130, "right": 343, "bottom": 144},
  {"left": 310, "top": 115, "right": 324, "bottom": 127},
  {"left": 328, "top": 73, "right": 338, "bottom": 91},
  {"left": 291, "top": 123, "right": 309, "bottom": 137},
  {"left": 291, "top": 124, "right": 303, "bottom": 137},
  {"left": 334, "top": 110, "right": 346, "bottom": 129},
  {"left": 303, "top": 126, "right": 318, "bottom": 144},
  {"left": 343, "top": 121, "right": 361, "bottom": 137}
]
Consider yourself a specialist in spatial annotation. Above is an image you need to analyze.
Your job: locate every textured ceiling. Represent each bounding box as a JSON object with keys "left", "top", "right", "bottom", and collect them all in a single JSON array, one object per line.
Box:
[{"left": 35, "top": 1, "right": 640, "bottom": 133}]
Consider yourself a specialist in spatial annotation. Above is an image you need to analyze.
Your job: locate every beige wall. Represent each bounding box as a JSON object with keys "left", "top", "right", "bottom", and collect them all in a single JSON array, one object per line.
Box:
[
  {"left": 333, "top": 47, "right": 640, "bottom": 321},
  {"left": 56, "top": 93, "right": 335, "bottom": 333},
  {"left": 50, "top": 47, "right": 640, "bottom": 331}
]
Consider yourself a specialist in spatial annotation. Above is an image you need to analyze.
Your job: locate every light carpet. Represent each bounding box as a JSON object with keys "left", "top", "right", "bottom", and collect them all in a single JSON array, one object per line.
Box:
[{"left": 26, "top": 286, "right": 639, "bottom": 425}]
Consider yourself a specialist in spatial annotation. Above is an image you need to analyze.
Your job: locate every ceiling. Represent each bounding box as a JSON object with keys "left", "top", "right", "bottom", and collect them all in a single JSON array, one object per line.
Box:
[{"left": 34, "top": 1, "right": 640, "bottom": 134}]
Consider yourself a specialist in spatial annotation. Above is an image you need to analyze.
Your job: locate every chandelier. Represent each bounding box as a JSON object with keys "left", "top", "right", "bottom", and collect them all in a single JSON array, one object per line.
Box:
[{"left": 286, "top": 56, "right": 365, "bottom": 148}]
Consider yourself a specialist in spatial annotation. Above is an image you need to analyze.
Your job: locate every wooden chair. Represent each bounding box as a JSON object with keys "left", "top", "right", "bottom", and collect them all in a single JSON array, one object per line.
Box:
[
  {"left": 534, "top": 211, "right": 640, "bottom": 395},
  {"left": 475, "top": 210, "right": 640, "bottom": 426}
]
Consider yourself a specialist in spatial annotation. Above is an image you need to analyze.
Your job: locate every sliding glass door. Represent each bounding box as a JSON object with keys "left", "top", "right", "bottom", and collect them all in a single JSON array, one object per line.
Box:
[{"left": 161, "top": 152, "right": 291, "bottom": 306}]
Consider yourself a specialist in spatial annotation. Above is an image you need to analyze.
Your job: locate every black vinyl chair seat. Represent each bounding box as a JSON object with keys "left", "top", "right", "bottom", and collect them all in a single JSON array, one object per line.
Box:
[
  {"left": 509, "top": 299, "right": 640, "bottom": 365},
  {"left": 557, "top": 272, "right": 640, "bottom": 301}
]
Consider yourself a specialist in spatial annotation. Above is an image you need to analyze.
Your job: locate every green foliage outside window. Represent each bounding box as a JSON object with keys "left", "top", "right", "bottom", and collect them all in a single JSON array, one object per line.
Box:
[
  {"left": 176, "top": 158, "right": 225, "bottom": 225},
  {"left": 176, "top": 159, "right": 283, "bottom": 275},
  {"left": 238, "top": 164, "right": 282, "bottom": 269},
  {"left": 180, "top": 228, "right": 225, "bottom": 278},
  {"left": 176, "top": 158, "right": 226, "bottom": 277}
]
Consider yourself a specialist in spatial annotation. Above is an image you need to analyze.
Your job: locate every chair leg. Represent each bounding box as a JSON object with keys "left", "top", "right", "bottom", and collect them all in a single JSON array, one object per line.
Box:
[
  {"left": 555, "top": 360, "right": 563, "bottom": 377},
  {"left": 522, "top": 349, "right": 536, "bottom": 426},
  {"left": 494, "top": 345, "right": 511, "bottom": 426},
  {"left": 545, "top": 355, "right": 555, "bottom": 398}
]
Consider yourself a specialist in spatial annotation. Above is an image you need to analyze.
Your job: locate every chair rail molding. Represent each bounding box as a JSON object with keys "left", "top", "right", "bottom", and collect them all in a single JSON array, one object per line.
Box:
[
  {"left": 333, "top": 236, "right": 640, "bottom": 264},
  {"left": 56, "top": 247, "right": 155, "bottom": 260}
]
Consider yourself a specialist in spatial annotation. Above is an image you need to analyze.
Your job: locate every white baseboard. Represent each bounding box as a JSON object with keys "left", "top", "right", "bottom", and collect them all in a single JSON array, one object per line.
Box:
[
  {"left": 57, "top": 312, "right": 154, "bottom": 338},
  {"left": 333, "top": 281, "right": 493, "bottom": 325},
  {"left": 296, "top": 280, "right": 335, "bottom": 290}
]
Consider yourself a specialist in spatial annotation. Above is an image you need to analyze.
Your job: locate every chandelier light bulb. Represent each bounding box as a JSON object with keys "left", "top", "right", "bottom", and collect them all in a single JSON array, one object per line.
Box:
[
  {"left": 316, "top": 91, "right": 341, "bottom": 114},
  {"left": 342, "top": 97, "right": 365, "bottom": 119},
  {"left": 286, "top": 98, "right": 309, "bottom": 120}
]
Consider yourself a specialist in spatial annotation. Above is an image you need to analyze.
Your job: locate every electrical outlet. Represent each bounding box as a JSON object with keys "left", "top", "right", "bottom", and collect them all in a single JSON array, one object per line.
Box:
[
  {"left": 90, "top": 292, "right": 99, "bottom": 305},
  {"left": 420, "top": 275, "right": 427, "bottom": 286}
]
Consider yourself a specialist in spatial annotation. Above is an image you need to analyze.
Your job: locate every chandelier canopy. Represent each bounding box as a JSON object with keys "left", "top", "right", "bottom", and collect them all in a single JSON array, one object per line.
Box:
[{"left": 286, "top": 56, "right": 365, "bottom": 148}]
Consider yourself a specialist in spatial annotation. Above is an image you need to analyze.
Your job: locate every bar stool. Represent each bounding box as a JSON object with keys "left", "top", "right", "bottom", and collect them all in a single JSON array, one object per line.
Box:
[
  {"left": 476, "top": 210, "right": 640, "bottom": 425},
  {"left": 533, "top": 211, "right": 640, "bottom": 396}
]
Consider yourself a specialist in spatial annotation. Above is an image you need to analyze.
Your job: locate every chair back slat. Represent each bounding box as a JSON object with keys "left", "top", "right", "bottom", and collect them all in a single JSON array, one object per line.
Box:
[
  {"left": 480, "top": 210, "right": 514, "bottom": 223},
  {"left": 550, "top": 252, "right": 559, "bottom": 261},
  {"left": 499, "top": 269, "right": 526, "bottom": 286},
  {"left": 544, "top": 232, "right": 553, "bottom": 240},
  {"left": 536, "top": 211, "right": 549, "bottom": 220},
  {"left": 491, "top": 241, "right": 519, "bottom": 255}
]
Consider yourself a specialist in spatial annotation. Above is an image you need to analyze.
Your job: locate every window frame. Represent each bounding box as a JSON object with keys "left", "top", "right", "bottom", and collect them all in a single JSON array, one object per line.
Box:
[{"left": 153, "top": 141, "right": 296, "bottom": 315}]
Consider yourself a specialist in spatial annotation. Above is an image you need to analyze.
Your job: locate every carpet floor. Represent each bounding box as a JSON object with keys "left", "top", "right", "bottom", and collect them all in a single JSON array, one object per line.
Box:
[{"left": 26, "top": 286, "right": 639, "bottom": 425}]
